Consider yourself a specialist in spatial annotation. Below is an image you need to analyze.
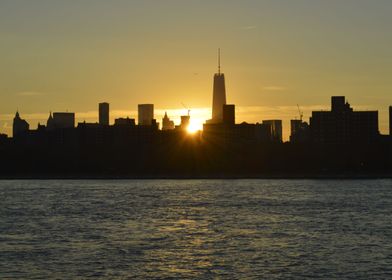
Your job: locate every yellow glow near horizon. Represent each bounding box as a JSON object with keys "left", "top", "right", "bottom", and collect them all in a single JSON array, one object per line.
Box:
[
  {"left": 187, "top": 118, "right": 203, "bottom": 133},
  {"left": 188, "top": 108, "right": 209, "bottom": 133},
  {"left": 1, "top": 1, "right": 392, "bottom": 139},
  {"left": 156, "top": 108, "right": 208, "bottom": 133}
]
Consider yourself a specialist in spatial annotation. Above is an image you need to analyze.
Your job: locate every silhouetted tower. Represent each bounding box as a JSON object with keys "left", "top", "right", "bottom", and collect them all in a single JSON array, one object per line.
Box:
[
  {"left": 99, "top": 102, "right": 109, "bottom": 126},
  {"left": 13, "top": 111, "right": 29, "bottom": 138},
  {"left": 262, "top": 120, "right": 283, "bottom": 142},
  {"left": 211, "top": 48, "right": 227, "bottom": 123},
  {"left": 389, "top": 106, "right": 392, "bottom": 136},
  {"left": 138, "top": 104, "right": 154, "bottom": 126},
  {"left": 162, "top": 112, "right": 175, "bottom": 130},
  {"left": 180, "top": 115, "right": 190, "bottom": 130},
  {"left": 47, "top": 112, "right": 55, "bottom": 130}
]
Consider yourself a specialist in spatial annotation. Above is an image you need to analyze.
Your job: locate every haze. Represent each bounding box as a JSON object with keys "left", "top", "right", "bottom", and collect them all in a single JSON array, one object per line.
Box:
[{"left": 1, "top": 0, "right": 392, "bottom": 139}]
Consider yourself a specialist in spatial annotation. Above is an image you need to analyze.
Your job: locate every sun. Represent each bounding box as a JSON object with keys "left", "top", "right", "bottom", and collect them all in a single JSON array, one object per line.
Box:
[{"left": 187, "top": 120, "right": 202, "bottom": 134}]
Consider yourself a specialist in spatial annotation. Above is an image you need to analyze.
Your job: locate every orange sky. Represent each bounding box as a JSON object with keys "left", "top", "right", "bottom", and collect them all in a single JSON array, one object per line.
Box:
[{"left": 1, "top": 0, "right": 392, "bottom": 139}]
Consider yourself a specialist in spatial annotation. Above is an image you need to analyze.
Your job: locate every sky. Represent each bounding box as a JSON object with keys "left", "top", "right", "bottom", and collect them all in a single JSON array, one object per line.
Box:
[{"left": 1, "top": 0, "right": 392, "bottom": 139}]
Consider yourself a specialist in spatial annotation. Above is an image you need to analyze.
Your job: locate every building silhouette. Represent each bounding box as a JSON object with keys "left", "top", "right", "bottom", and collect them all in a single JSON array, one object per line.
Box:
[
  {"left": 3, "top": 97, "right": 392, "bottom": 177},
  {"left": 52, "top": 112, "right": 75, "bottom": 129},
  {"left": 389, "top": 106, "right": 392, "bottom": 136},
  {"left": 310, "top": 96, "right": 379, "bottom": 144},
  {"left": 290, "top": 119, "right": 310, "bottom": 143},
  {"left": 162, "top": 112, "right": 175, "bottom": 130},
  {"left": 47, "top": 112, "right": 55, "bottom": 130},
  {"left": 180, "top": 115, "right": 190, "bottom": 131},
  {"left": 202, "top": 59, "right": 281, "bottom": 144},
  {"left": 208, "top": 49, "right": 226, "bottom": 124},
  {"left": 114, "top": 117, "right": 135, "bottom": 126},
  {"left": 0, "top": 133, "right": 7, "bottom": 143},
  {"left": 262, "top": 120, "right": 283, "bottom": 142},
  {"left": 138, "top": 104, "right": 154, "bottom": 126},
  {"left": 13, "top": 111, "right": 29, "bottom": 137},
  {"left": 99, "top": 102, "right": 109, "bottom": 126},
  {"left": 223, "top": 104, "right": 235, "bottom": 125}
]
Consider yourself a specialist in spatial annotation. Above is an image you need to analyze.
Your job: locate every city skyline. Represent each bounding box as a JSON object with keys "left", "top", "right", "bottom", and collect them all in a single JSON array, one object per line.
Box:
[
  {"left": 2, "top": 46, "right": 391, "bottom": 139},
  {"left": 2, "top": 93, "right": 391, "bottom": 141},
  {"left": 4, "top": 93, "right": 389, "bottom": 176},
  {"left": 1, "top": 0, "right": 392, "bottom": 139},
  {"left": 2, "top": 2, "right": 392, "bottom": 279},
  {"left": 1, "top": 64, "right": 391, "bottom": 140}
]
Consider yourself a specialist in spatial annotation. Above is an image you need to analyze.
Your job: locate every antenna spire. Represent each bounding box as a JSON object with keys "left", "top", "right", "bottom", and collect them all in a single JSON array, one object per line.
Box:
[{"left": 218, "top": 48, "right": 221, "bottom": 74}]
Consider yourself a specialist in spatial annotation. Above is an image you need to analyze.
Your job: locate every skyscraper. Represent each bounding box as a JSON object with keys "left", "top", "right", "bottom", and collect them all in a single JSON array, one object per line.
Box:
[
  {"left": 290, "top": 119, "right": 310, "bottom": 143},
  {"left": 262, "top": 120, "right": 283, "bottom": 142},
  {"left": 210, "top": 49, "right": 226, "bottom": 123},
  {"left": 138, "top": 104, "right": 154, "bottom": 126},
  {"left": 180, "top": 115, "right": 190, "bottom": 131},
  {"left": 99, "top": 102, "right": 109, "bottom": 126},
  {"left": 162, "top": 112, "right": 175, "bottom": 130},
  {"left": 13, "top": 111, "right": 29, "bottom": 138}
]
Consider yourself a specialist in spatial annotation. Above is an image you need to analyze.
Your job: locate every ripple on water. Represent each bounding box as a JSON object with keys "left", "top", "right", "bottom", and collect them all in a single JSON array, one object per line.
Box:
[{"left": 0, "top": 179, "right": 392, "bottom": 279}]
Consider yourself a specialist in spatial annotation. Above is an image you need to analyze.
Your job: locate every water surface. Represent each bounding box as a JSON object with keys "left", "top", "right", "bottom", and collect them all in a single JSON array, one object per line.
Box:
[{"left": 1, "top": 179, "right": 392, "bottom": 279}]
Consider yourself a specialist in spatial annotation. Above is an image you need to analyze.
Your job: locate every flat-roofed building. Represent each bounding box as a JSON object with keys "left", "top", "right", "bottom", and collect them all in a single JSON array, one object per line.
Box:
[
  {"left": 114, "top": 117, "right": 136, "bottom": 126},
  {"left": 310, "top": 96, "right": 379, "bottom": 144},
  {"left": 262, "top": 120, "right": 283, "bottom": 142},
  {"left": 180, "top": 115, "right": 190, "bottom": 131},
  {"left": 138, "top": 104, "right": 154, "bottom": 126},
  {"left": 99, "top": 102, "right": 109, "bottom": 126},
  {"left": 290, "top": 120, "right": 310, "bottom": 143},
  {"left": 223, "top": 104, "right": 235, "bottom": 126},
  {"left": 52, "top": 112, "right": 75, "bottom": 129}
]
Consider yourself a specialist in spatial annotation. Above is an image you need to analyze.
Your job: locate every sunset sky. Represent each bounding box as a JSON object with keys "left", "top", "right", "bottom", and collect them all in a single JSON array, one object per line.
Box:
[{"left": 1, "top": 0, "right": 392, "bottom": 139}]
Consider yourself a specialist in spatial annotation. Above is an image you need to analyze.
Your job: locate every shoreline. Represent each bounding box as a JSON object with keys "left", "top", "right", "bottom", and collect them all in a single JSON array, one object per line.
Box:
[{"left": 0, "top": 174, "right": 391, "bottom": 180}]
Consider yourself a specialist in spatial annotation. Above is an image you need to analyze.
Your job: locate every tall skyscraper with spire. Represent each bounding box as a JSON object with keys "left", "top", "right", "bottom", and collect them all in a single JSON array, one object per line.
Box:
[{"left": 209, "top": 49, "right": 227, "bottom": 123}]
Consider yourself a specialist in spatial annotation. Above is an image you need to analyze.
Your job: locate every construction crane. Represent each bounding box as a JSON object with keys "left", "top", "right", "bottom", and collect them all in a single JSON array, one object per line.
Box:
[
  {"left": 181, "top": 102, "right": 191, "bottom": 116},
  {"left": 297, "top": 104, "right": 303, "bottom": 122}
]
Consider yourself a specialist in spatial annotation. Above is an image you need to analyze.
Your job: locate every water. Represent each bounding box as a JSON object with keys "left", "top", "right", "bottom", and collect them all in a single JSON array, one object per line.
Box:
[{"left": 1, "top": 180, "right": 392, "bottom": 279}]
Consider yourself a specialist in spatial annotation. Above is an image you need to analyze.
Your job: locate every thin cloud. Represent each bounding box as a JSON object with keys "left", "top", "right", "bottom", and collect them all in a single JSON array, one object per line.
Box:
[
  {"left": 16, "top": 91, "right": 45, "bottom": 97},
  {"left": 262, "top": 86, "right": 287, "bottom": 91},
  {"left": 0, "top": 114, "right": 14, "bottom": 121}
]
